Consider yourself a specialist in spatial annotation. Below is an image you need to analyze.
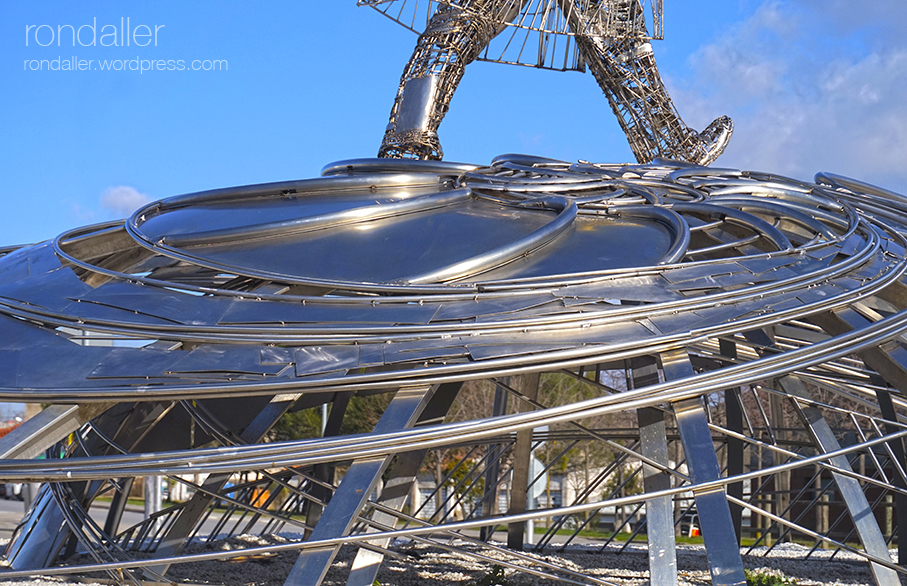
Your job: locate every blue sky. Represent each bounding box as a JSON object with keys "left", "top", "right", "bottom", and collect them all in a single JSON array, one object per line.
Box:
[{"left": 2, "top": 1, "right": 907, "bottom": 245}]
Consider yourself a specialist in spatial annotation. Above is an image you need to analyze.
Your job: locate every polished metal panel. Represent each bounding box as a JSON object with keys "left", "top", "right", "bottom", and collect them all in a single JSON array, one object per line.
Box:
[
  {"left": 0, "top": 157, "right": 906, "bottom": 586},
  {"left": 394, "top": 75, "right": 440, "bottom": 133}
]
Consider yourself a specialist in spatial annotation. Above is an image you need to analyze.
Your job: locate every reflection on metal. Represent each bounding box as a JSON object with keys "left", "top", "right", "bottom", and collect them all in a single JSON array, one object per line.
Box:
[
  {"left": 367, "top": 0, "right": 733, "bottom": 164},
  {"left": 0, "top": 155, "right": 906, "bottom": 586},
  {"left": 667, "top": 351, "right": 746, "bottom": 586}
]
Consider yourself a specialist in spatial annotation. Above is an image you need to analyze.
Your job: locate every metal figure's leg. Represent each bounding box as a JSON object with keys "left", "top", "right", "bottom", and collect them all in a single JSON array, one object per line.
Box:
[
  {"left": 568, "top": 0, "right": 733, "bottom": 165},
  {"left": 378, "top": 3, "right": 522, "bottom": 160}
]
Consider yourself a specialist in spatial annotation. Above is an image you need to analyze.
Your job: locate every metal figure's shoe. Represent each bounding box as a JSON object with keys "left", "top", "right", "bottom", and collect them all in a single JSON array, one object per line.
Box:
[{"left": 693, "top": 115, "right": 734, "bottom": 166}]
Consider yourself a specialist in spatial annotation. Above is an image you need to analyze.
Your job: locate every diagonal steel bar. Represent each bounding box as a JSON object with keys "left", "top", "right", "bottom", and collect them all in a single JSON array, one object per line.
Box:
[
  {"left": 662, "top": 349, "right": 746, "bottom": 586},
  {"left": 148, "top": 392, "right": 302, "bottom": 577},
  {"left": 283, "top": 385, "right": 438, "bottom": 586},
  {"left": 0, "top": 402, "right": 114, "bottom": 459},
  {"left": 780, "top": 374, "right": 900, "bottom": 586},
  {"left": 346, "top": 381, "right": 462, "bottom": 586}
]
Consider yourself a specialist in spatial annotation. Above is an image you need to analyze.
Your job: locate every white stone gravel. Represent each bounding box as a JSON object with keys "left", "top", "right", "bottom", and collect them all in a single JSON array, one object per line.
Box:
[{"left": 1, "top": 536, "right": 900, "bottom": 585}]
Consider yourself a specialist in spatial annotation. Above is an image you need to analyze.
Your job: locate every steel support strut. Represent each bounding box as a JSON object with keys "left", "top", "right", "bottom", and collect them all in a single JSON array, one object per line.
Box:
[
  {"left": 661, "top": 350, "right": 746, "bottom": 586},
  {"left": 633, "top": 355, "right": 678, "bottom": 586},
  {"left": 779, "top": 375, "right": 900, "bottom": 586},
  {"left": 283, "top": 385, "right": 440, "bottom": 586}
]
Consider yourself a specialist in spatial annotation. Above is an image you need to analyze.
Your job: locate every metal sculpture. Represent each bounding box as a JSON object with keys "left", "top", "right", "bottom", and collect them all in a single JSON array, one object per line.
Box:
[
  {"left": 0, "top": 155, "right": 905, "bottom": 586},
  {"left": 366, "top": 0, "right": 734, "bottom": 164}
]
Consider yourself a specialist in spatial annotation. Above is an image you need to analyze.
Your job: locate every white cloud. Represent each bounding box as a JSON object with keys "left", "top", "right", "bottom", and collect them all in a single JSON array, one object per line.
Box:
[
  {"left": 673, "top": 1, "right": 907, "bottom": 194},
  {"left": 695, "top": 44, "right": 784, "bottom": 101},
  {"left": 100, "top": 186, "right": 151, "bottom": 218},
  {"left": 70, "top": 203, "right": 96, "bottom": 223}
]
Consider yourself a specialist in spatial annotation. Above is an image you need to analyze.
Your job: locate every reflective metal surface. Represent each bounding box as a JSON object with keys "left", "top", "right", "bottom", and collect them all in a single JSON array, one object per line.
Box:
[
  {"left": 366, "top": 0, "right": 733, "bottom": 164},
  {"left": 0, "top": 156, "right": 906, "bottom": 585}
]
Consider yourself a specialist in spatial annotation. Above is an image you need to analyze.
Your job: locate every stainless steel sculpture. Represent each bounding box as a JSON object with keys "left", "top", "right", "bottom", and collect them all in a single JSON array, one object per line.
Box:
[
  {"left": 0, "top": 155, "right": 906, "bottom": 586},
  {"left": 365, "top": 0, "right": 734, "bottom": 164}
]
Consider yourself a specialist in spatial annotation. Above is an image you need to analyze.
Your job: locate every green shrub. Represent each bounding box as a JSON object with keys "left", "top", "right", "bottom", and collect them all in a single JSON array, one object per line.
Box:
[
  {"left": 472, "top": 564, "right": 509, "bottom": 586},
  {"left": 745, "top": 568, "right": 797, "bottom": 586}
]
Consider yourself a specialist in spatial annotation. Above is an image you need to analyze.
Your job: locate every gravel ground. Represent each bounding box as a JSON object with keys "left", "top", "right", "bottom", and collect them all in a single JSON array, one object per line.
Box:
[{"left": 0, "top": 536, "right": 901, "bottom": 585}]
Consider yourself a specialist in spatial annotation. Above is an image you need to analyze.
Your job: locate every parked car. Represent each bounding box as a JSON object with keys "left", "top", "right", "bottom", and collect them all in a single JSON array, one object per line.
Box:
[
  {"left": 679, "top": 511, "right": 700, "bottom": 537},
  {"left": 4, "top": 483, "right": 23, "bottom": 500}
]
